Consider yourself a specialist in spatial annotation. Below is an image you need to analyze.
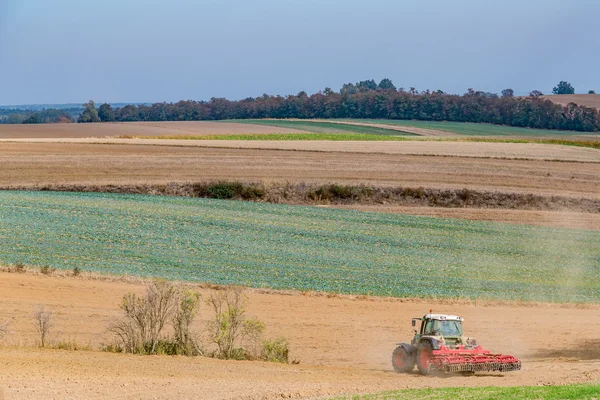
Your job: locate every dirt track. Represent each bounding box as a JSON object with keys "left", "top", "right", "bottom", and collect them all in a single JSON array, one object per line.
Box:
[
  {"left": 0, "top": 121, "right": 306, "bottom": 138},
  {"left": 1, "top": 272, "right": 599, "bottom": 399}
]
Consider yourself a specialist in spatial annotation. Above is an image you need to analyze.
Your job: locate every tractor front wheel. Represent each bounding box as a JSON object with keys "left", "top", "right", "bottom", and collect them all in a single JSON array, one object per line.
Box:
[
  {"left": 417, "top": 341, "right": 434, "bottom": 375},
  {"left": 392, "top": 346, "right": 414, "bottom": 373}
]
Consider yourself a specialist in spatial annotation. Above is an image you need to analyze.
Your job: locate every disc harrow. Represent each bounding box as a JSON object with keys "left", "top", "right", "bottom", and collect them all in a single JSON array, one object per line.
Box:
[{"left": 429, "top": 345, "right": 521, "bottom": 374}]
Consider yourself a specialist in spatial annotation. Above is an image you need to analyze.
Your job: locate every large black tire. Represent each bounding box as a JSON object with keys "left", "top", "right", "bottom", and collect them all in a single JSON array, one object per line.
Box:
[
  {"left": 416, "top": 341, "right": 434, "bottom": 375},
  {"left": 391, "top": 345, "right": 414, "bottom": 373}
]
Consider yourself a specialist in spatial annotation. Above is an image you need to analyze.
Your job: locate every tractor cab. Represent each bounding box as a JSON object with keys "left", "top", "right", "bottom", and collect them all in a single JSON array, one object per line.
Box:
[
  {"left": 413, "top": 314, "right": 463, "bottom": 335},
  {"left": 411, "top": 313, "right": 468, "bottom": 348}
]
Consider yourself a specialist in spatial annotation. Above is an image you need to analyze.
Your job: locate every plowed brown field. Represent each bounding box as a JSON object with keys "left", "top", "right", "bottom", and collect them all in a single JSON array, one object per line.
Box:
[
  {"left": 1, "top": 273, "right": 599, "bottom": 400},
  {"left": 0, "top": 121, "right": 306, "bottom": 138},
  {"left": 1, "top": 142, "right": 598, "bottom": 199}
]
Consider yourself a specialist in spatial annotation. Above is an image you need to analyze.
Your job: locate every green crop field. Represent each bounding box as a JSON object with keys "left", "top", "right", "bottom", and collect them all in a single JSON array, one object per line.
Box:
[
  {"left": 1, "top": 191, "right": 599, "bottom": 303},
  {"left": 227, "top": 119, "right": 415, "bottom": 136},
  {"left": 331, "top": 383, "right": 600, "bottom": 400},
  {"left": 231, "top": 118, "right": 592, "bottom": 137},
  {"left": 338, "top": 119, "right": 594, "bottom": 136}
]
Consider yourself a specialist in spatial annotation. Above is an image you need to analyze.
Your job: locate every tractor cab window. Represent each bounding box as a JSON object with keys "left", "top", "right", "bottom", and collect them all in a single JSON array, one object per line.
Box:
[{"left": 423, "top": 319, "right": 463, "bottom": 336}]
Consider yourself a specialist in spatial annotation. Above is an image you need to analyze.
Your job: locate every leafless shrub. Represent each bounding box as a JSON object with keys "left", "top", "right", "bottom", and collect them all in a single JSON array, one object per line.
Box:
[
  {"left": 34, "top": 306, "right": 53, "bottom": 348},
  {"left": 108, "top": 280, "right": 202, "bottom": 355},
  {"left": 207, "top": 286, "right": 265, "bottom": 360}
]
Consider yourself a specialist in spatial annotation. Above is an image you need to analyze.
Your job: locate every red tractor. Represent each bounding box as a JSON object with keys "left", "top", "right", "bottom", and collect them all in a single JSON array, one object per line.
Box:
[{"left": 392, "top": 311, "right": 521, "bottom": 375}]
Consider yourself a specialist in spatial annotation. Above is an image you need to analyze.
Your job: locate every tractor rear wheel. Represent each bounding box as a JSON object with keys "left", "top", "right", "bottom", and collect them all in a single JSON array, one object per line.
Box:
[
  {"left": 416, "top": 341, "right": 434, "bottom": 375},
  {"left": 391, "top": 346, "right": 414, "bottom": 373}
]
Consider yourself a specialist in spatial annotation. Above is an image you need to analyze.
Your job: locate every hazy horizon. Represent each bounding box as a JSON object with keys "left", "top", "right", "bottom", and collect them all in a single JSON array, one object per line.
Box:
[{"left": 0, "top": 0, "right": 598, "bottom": 106}]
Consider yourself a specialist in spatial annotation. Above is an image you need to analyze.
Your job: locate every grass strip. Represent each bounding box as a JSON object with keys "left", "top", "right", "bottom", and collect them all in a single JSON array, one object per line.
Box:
[{"left": 331, "top": 383, "right": 600, "bottom": 400}]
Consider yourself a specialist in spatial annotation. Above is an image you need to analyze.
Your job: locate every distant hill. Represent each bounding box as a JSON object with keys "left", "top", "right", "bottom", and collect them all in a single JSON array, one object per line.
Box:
[{"left": 542, "top": 94, "right": 600, "bottom": 110}]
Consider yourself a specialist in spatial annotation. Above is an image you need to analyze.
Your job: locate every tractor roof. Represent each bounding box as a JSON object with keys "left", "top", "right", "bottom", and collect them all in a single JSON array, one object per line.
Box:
[{"left": 424, "top": 313, "right": 463, "bottom": 321}]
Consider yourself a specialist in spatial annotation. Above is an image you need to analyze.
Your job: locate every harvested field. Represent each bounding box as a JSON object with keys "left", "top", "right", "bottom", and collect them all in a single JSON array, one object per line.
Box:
[
  {"left": 0, "top": 143, "right": 598, "bottom": 200},
  {"left": 0, "top": 121, "right": 306, "bottom": 138},
  {"left": 1, "top": 272, "right": 600, "bottom": 399},
  {"left": 544, "top": 94, "right": 600, "bottom": 110},
  {"left": 3, "top": 137, "right": 598, "bottom": 162}
]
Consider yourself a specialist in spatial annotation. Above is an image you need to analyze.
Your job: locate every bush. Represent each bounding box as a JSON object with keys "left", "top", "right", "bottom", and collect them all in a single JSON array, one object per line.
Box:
[
  {"left": 207, "top": 286, "right": 265, "bottom": 360},
  {"left": 40, "top": 266, "right": 56, "bottom": 275},
  {"left": 72, "top": 266, "right": 81, "bottom": 277},
  {"left": 207, "top": 182, "right": 243, "bottom": 199},
  {"left": 402, "top": 187, "right": 425, "bottom": 199},
  {"left": 173, "top": 290, "right": 203, "bottom": 356},
  {"left": 240, "top": 185, "right": 265, "bottom": 200},
  {"left": 308, "top": 184, "right": 374, "bottom": 202},
  {"left": 53, "top": 340, "right": 91, "bottom": 351},
  {"left": 10, "top": 263, "right": 26, "bottom": 273},
  {"left": 262, "top": 337, "right": 289, "bottom": 363},
  {"left": 328, "top": 184, "right": 354, "bottom": 199}
]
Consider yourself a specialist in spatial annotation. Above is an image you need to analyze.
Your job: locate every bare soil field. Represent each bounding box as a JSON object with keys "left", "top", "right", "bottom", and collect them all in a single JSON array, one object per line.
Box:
[
  {"left": 1, "top": 143, "right": 598, "bottom": 201},
  {"left": 544, "top": 94, "right": 600, "bottom": 109},
  {"left": 0, "top": 272, "right": 599, "bottom": 399},
  {"left": 0, "top": 121, "right": 306, "bottom": 138}
]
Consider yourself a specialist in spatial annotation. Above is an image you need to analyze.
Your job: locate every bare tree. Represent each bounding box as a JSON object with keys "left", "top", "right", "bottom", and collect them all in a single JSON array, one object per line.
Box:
[{"left": 34, "top": 306, "right": 53, "bottom": 347}]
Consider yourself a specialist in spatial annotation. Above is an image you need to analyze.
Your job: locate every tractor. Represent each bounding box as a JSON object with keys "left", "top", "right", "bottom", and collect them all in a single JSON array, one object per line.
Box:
[{"left": 392, "top": 311, "right": 521, "bottom": 375}]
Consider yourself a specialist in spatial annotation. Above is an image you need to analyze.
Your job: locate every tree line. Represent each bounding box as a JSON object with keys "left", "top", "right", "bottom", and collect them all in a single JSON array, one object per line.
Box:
[
  {"left": 80, "top": 79, "right": 599, "bottom": 132},
  {"left": 0, "top": 108, "right": 78, "bottom": 124},
  {"left": 3, "top": 79, "right": 598, "bottom": 131}
]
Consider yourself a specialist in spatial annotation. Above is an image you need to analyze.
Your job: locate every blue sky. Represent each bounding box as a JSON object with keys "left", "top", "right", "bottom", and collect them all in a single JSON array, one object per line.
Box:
[{"left": 0, "top": 0, "right": 598, "bottom": 105}]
